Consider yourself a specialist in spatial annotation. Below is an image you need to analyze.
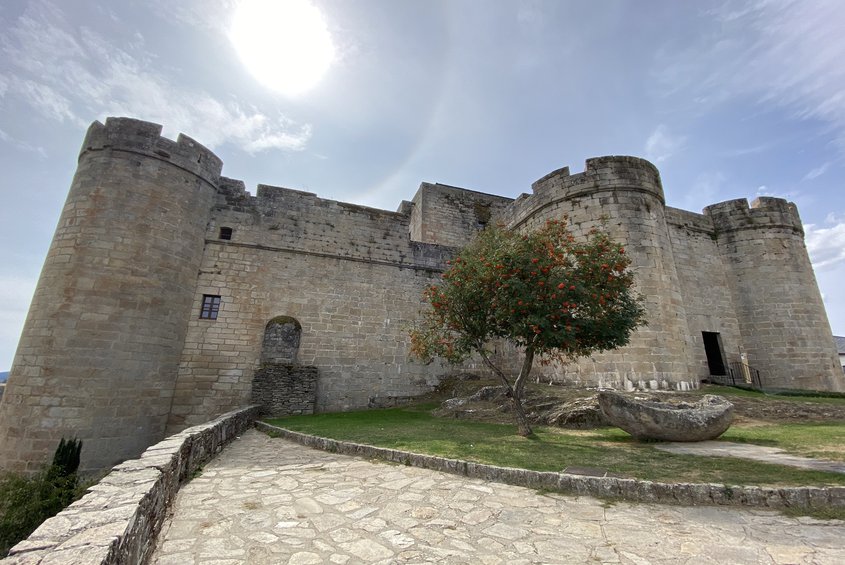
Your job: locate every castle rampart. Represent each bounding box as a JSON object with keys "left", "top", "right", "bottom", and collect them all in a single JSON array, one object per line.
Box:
[
  {"left": 496, "top": 157, "right": 692, "bottom": 389},
  {"left": 409, "top": 182, "right": 513, "bottom": 247},
  {"left": 0, "top": 118, "right": 223, "bottom": 472},
  {"left": 1, "top": 117, "right": 841, "bottom": 473},
  {"left": 165, "top": 175, "right": 466, "bottom": 430},
  {"left": 81, "top": 117, "right": 223, "bottom": 187},
  {"left": 704, "top": 198, "right": 842, "bottom": 391}
]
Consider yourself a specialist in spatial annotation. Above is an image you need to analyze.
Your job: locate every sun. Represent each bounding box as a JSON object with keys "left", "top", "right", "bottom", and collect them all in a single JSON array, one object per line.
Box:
[{"left": 230, "top": 0, "right": 334, "bottom": 97}]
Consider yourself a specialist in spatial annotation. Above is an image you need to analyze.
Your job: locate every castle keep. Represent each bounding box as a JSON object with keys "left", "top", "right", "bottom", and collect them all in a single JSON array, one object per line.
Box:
[{"left": 1, "top": 117, "right": 842, "bottom": 473}]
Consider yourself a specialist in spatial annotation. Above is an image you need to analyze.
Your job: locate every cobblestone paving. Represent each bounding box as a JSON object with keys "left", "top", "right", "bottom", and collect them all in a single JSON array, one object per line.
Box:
[{"left": 152, "top": 430, "right": 845, "bottom": 564}]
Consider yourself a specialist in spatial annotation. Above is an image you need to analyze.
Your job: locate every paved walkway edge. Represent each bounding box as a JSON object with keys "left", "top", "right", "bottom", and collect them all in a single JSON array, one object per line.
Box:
[
  {"left": 3, "top": 406, "right": 262, "bottom": 565},
  {"left": 256, "top": 421, "right": 845, "bottom": 514}
]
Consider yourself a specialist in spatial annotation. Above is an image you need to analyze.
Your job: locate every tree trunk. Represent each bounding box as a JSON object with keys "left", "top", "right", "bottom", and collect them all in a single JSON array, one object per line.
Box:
[
  {"left": 508, "top": 394, "right": 533, "bottom": 436},
  {"left": 514, "top": 340, "right": 536, "bottom": 401},
  {"left": 478, "top": 349, "right": 533, "bottom": 436}
]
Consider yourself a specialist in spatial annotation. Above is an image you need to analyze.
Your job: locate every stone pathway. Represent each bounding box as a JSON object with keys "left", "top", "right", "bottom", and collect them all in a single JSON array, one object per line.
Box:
[
  {"left": 655, "top": 441, "right": 845, "bottom": 474},
  {"left": 152, "top": 430, "right": 845, "bottom": 564}
]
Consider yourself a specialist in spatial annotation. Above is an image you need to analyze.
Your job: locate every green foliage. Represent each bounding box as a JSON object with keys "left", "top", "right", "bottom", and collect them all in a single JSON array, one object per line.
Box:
[
  {"left": 0, "top": 438, "right": 84, "bottom": 557},
  {"left": 51, "top": 438, "right": 82, "bottom": 478},
  {"left": 410, "top": 220, "right": 646, "bottom": 364},
  {"left": 409, "top": 220, "right": 646, "bottom": 435}
]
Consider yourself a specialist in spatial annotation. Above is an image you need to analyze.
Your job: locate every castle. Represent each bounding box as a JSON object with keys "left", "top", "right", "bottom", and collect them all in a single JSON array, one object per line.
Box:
[{"left": 1, "top": 117, "right": 842, "bottom": 473}]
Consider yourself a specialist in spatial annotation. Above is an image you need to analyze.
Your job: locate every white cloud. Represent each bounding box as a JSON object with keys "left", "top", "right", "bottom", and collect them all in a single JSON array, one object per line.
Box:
[
  {"left": 0, "top": 0, "right": 310, "bottom": 152},
  {"left": 681, "top": 171, "right": 725, "bottom": 212},
  {"left": 656, "top": 0, "right": 845, "bottom": 151},
  {"left": 805, "top": 217, "right": 845, "bottom": 270},
  {"left": 755, "top": 184, "right": 801, "bottom": 202},
  {"left": 803, "top": 162, "right": 830, "bottom": 181},
  {"left": 645, "top": 124, "right": 686, "bottom": 163},
  {"left": 0, "top": 128, "right": 47, "bottom": 157},
  {"left": 150, "top": 0, "right": 237, "bottom": 34},
  {"left": 15, "top": 79, "right": 82, "bottom": 125}
]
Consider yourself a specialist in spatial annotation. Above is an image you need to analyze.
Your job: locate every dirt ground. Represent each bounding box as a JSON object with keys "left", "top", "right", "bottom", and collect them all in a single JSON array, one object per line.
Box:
[{"left": 427, "top": 375, "right": 845, "bottom": 427}]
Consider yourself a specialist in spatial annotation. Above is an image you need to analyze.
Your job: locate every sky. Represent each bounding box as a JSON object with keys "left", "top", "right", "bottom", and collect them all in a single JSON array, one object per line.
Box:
[{"left": 1, "top": 0, "right": 845, "bottom": 370}]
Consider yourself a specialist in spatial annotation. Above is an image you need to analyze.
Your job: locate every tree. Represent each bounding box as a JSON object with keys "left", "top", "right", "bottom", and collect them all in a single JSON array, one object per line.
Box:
[{"left": 409, "top": 219, "right": 646, "bottom": 436}]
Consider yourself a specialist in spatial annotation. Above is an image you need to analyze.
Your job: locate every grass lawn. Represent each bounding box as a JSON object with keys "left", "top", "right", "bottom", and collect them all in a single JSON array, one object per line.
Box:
[
  {"left": 265, "top": 404, "right": 845, "bottom": 487},
  {"left": 694, "top": 384, "right": 845, "bottom": 406},
  {"left": 720, "top": 424, "right": 845, "bottom": 461}
]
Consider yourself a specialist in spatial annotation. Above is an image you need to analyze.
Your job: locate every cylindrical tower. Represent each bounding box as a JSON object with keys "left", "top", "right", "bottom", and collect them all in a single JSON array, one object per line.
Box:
[
  {"left": 705, "top": 197, "right": 844, "bottom": 391},
  {"left": 0, "top": 118, "right": 222, "bottom": 472},
  {"left": 501, "top": 156, "right": 694, "bottom": 389}
]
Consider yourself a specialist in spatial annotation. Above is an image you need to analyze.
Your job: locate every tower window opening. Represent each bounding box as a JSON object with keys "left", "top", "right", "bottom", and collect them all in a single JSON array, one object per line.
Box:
[
  {"left": 219, "top": 227, "right": 233, "bottom": 240},
  {"left": 200, "top": 295, "right": 221, "bottom": 319}
]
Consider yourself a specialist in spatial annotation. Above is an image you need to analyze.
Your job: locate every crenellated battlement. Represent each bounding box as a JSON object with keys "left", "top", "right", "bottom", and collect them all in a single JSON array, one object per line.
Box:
[
  {"left": 81, "top": 117, "right": 223, "bottom": 187},
  {"left": 502, "top": 156, "right": 664, "bottom": 229},
  {"left": 221, "top": 181, "right": 413, "bottom": 223},
  {"left": 704, "top": 196, "right": 803, "bottom": 236}
]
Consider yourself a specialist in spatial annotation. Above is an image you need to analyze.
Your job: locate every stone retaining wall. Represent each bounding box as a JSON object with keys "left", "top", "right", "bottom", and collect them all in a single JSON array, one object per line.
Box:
[
  {"left": 256, "top": 422, "right": 845, "bottom": 514},
  {"left": 3, "top": 406, "right": 261, "bottom": 565}
]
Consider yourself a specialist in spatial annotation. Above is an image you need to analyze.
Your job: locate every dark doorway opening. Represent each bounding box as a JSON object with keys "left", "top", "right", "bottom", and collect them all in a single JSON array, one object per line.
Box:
[{"left": 702, "top": 331, "right": 727, "bottom": 376}]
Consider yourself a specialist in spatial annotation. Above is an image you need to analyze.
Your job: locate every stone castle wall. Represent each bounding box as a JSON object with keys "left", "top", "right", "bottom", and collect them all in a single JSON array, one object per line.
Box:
[
  {"left": 497, "top": 158, "right": 694, "bottom": 389},
  {"left": 705, "top": 198, "right": 842, "bottom": 390},
  {"left": 409, "top": 182, "right": 513, "bottom": 246},
  {"left": 165, "top": 178, "right": 465, "bottom": 430},
  {"left": 664, "top": 207, "right": 743, "bottom": 382},
  {"left": 0, "top": 118, "right": 222, "bottom": 473},
  {"left": 1, "top": 117, "right": 841, "bottom": 473}
]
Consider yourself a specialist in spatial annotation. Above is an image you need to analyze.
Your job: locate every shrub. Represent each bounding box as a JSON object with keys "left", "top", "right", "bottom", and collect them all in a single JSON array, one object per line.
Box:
[{"left": 0, "top": 438, "right": 84, "bottom": 557}]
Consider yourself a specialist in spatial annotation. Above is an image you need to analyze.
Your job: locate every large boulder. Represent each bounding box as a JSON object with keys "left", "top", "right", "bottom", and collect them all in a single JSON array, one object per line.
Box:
[
  {"left": 598, "top": 391, "right": 733, "bottom": 441},
  {"left": 535, "top": 396, "right": 610, "bottom": 428}
]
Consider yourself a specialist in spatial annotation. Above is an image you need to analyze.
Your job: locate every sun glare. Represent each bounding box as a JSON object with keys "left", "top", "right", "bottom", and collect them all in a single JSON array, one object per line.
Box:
[{"left": 230, "top": 0, "right": 334, "bottom": 97}]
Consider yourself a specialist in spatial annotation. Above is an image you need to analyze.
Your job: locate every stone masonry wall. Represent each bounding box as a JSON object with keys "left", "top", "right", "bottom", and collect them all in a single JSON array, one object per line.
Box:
[
  {"left": 665, "top": 207, "right": 743, "bottom": 381},
  {"left": 166, "top": 184, "right": 471, "bottom": 431},
  {"left": 706, "top": 198, "right": 843, "bottom": 391},
  {"left": 409, "top": 182, "right": 514, "bottom": 246},
  {"left": 251, "top": 364, "right": 318, "bottom": 416},
  {"left": 498, "top": 157, "right": 696, "bottom": 390},
  {"left": 0, "top": 118, "right": 222, "bottom": 473},
  {"left": 4, "top": 406, "right": 260, "bottom": 565}
]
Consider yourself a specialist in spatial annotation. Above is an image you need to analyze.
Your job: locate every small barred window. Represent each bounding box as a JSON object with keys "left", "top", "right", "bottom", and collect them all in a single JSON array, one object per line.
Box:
[
  {"left": 200, "top": 295, "right": 221, "bottom": 320},
  {"left": 219, "top": 227, "right": 233, "bottom": 240}
]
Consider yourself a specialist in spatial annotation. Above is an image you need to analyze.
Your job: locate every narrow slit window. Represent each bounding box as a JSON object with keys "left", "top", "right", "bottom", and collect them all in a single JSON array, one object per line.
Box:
[
  {"left": 200, "top": 295, "right": 221, "bottom": 320},
  {"left": 219, "top": 227, "right": 233, "bottom": 240}
]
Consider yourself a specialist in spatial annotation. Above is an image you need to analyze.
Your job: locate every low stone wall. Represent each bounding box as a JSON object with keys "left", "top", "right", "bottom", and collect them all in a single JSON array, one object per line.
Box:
[
  {"left": 256, "top": 422, "right": 845, "bottom": 513},
  {"left": 4, "top": 406, "right": 261, "bottom": 565}
]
